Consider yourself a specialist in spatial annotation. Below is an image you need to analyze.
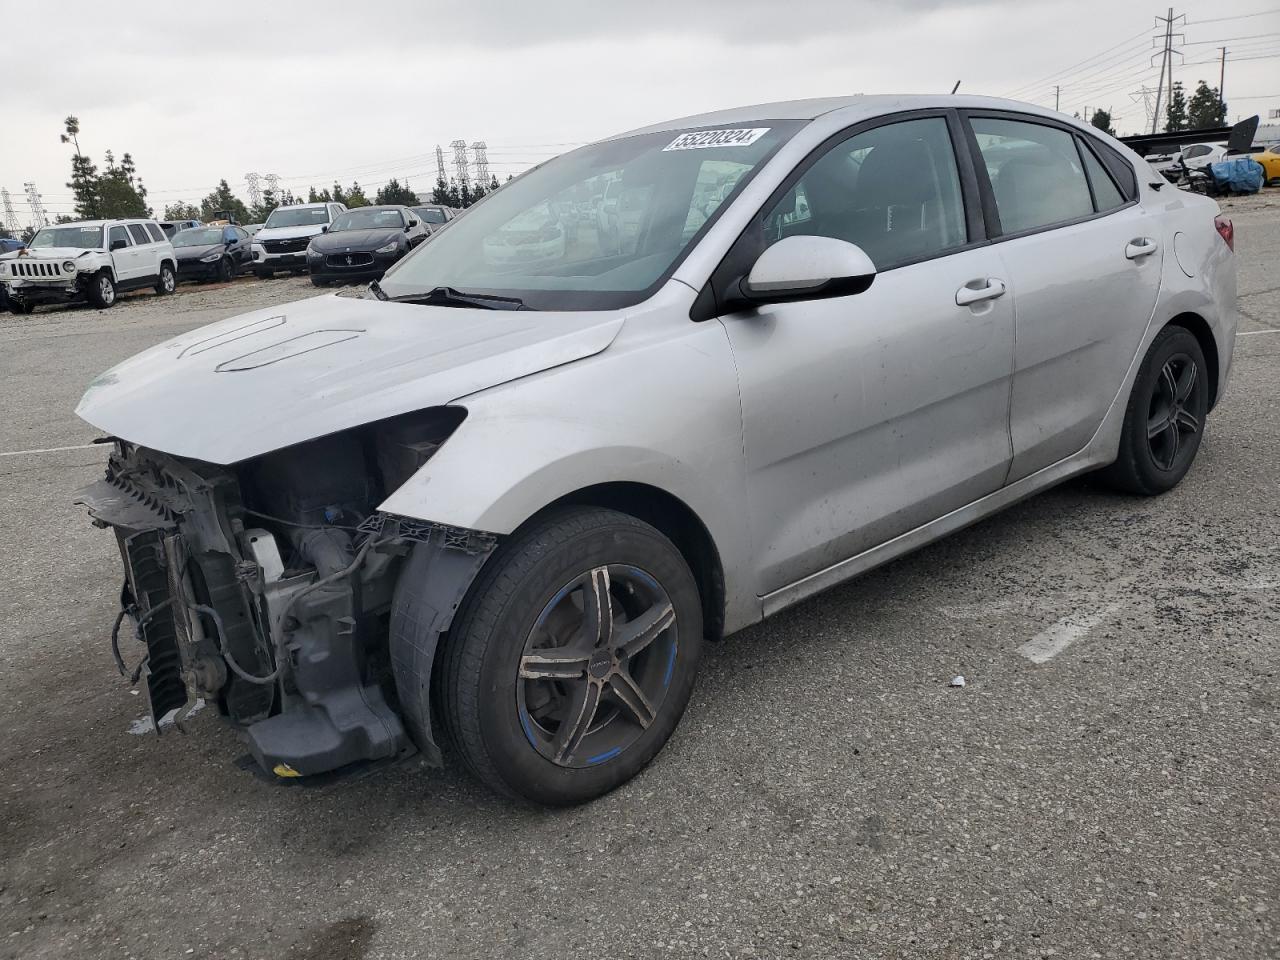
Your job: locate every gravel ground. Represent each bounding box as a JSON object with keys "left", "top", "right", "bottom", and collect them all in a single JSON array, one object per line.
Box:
[{"left": 1, "top": 197, "right": 1277, "bottom": 960}]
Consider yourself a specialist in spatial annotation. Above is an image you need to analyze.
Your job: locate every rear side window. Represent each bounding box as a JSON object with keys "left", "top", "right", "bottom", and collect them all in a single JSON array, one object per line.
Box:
[
  {"left": 108, "top": 225, "right": 130, "bottom": 248},
  {"left": 972, "top": 117, "right": 1093, "bottom": 235},
  {"left": 127, "top": 224, "right": 150, "bottom": 245},
  {"left": 1078, "top": 141, "right": 1125, "bottom": 211},
  {"left": 144, "top": 223, "right": 165, "bottom": 242}
]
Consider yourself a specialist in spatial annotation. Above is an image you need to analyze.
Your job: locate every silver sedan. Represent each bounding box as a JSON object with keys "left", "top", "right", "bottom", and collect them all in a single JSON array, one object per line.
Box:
[{"left": 76, "top": 95, "right": 1236, "bottom": 804}]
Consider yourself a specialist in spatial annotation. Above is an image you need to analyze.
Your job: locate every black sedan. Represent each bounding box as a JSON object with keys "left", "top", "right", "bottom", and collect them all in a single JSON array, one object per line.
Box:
[
  {"left": 306, "top": 205, "right": 427, "bottom": 286},
  {"left": 172, "top": 225, "right": 254, "bottom": 282}
]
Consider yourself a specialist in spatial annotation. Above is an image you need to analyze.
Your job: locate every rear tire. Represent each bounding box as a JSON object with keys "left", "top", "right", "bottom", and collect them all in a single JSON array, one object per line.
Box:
[
  {"left": 1100, "top": 325, "right": 1209, "bottom": 495},
  {"left": 310, "top": 277, "right": 328, "bottom": 287},
  {"left": 432, "top": 506, "right": 702, "bottom": 806},
  {"left": 155, "top": 263, "right": 176, "bottom": 295},
  {"left": 87, "top": 271, "right": 116, "bottom": 309}
]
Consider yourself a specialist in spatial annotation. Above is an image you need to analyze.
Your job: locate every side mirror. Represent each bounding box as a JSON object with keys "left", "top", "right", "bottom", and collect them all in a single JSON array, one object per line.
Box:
[
  {"left": 321, "top": 225, "right": 329, "bottom": 233},
  {"left": 404, "top": 224, "right": 412, "bottom": 233},
  {"left": 739, "top": 236, "right": 876, "bottom": 304},
  {"left": 110, "top": 238, "right": 128, "bottom": 251}
]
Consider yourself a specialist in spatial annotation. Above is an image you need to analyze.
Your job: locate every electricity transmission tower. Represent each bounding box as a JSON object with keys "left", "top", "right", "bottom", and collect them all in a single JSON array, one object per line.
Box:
[
  {"left": 436, "top": 145, "right": 447, "bottom": 185},
  {"left": 1150, "top": 8, "right": 1185, "bottom": 133},
  {"left": 471, "top": 142, "right": 489, "bottom": 186},
  {"left": 264, "top": 173, "right": 280, "bottom": 200},
  {"left": 1130, "top": 85, "right": 1159, "bottom": 131},
  {"left": 451, "top": 140, "right": 470, "bottom": 191},
  {"left": 23, "top": 182, "right": 48, "bottom": 229},
  {"left": 1, "top": 189, "right": 20, "bottom": 233},
  {"left": 245, "top": 172, "right": 262, "bottom": 208}
]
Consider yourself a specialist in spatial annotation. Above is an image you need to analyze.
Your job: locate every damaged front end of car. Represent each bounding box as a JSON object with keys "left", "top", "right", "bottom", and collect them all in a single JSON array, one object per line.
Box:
[{"left": 73, "top": 408, "right": 492, "bottom": 780}]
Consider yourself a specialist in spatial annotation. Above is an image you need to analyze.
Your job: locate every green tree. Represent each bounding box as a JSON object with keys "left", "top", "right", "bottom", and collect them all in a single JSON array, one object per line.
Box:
[
  {"left": 60, "top": 116, "right": 100, "bottom": 219},
  {"left": 1187, "top": 81, "right": 1227, "bottom": 129},
  {"left": 163, "top": 201, "right": 201, "bottom": 221},
  {"left": 374, "top": 177, "right": 419, "bottom": 205},
  {"left": 430, "top": 177, "right": 450, "bottom": 204},
  {"left": 200, "top": 179, "right": 251, "bottom": 224},
  {"left": 94, "top": 148, "right": 151, "bottom": 218},
  {"left": 446, "top": 179, "right": 461, "bottom": 207},
  {"left": 489, "top": 174, "right": 500, "bottom": 192},
  {"left": 341, "top": 182, "right": 369, "bottom": 208},
  {"left": 1090, "top": 109, "right": 1116, "bottom": 137},
  {"left": 1165, "top": 82, "right": 1188, "bottom": 132},
  {"left": 252, "top": 188, "right": 278, "bottom": 223},
  {"left": 332, "top": 182, "right": 347, "bottom": 205}
]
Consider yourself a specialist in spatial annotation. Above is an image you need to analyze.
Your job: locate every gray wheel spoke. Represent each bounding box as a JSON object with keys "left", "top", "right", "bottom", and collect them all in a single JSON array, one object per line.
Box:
[
  {"left": 1174, "top": 360, "right": 1197, "bottom": 402},
  {"left": 616, "top": 601, "right": 675, "bottom": 658},
  {"left": 1164, "top": 420, "right": 1181, "bottom": 464},
  {"left": 609, "top": 667, "right": 657, "bottom": 729},
  {"left": 1160, "top": 363, "right": 1178, "bottom": 402},
  {"left": 552, "top": 679, "right": 602, "bottom": 764},
  {"left": 581, "top": 566, "right": 613, "bottom": 648},
  {"left": 1147, "top": 411, "right": 1173, "bottom": 439},
  {"left": 519, "top": 648, "right": 591, "bottom": 681},
  {"left": 1174, "top": 408, "right": 1200, "bottom": 434}
]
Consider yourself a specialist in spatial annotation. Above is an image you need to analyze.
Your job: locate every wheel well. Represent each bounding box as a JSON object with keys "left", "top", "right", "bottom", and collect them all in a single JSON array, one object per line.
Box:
[
  {"left": 548, "top": 482, "right": 726, "bottom": 641},
  {"left": 1167, "top": 312, "right": 1220, "bottom": 409},
  {"left": 161, "top": 257, "right": 175, "bottom": 273}
]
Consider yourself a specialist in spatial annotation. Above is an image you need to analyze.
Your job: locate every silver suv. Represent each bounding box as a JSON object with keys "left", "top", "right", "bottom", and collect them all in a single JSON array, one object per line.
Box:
[{"left": 0, "top": 219, "right": 176, "bottom": 313}]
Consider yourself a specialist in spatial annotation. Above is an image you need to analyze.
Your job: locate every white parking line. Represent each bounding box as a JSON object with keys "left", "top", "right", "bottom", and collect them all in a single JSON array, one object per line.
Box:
[
  {"left": 0, "top": 442, "right": 102, "bottom": 458},
  {"left": 1017, "top": 602, "right": 1124, "bottom": 664},
  {"left": 1238, "top": 329, "right": 1280, "bottom": 337}
]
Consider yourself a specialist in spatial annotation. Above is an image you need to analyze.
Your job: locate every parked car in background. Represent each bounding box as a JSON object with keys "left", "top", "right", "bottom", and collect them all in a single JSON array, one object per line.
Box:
[
  {"left": 158, "top": 219, "right": 202, "bottom": 238},
  {"left": 1249, "top": 142, "right": 1280, "bottom": 185},
  {"left": 0, "top": 236, "right": 25, "bottom": 254},
  {"left": 408, "top": 204, "right": 456, "bottom": 233},
  {"left": 244, "top": 223, "right": 264, "bottom": 237},
  {"left": 306, "top": 205, "right": 426, "bottom": 286},
  {"left": 0, "top": 219, "right": 175, "bottom": 312},
  {"left": 1181, "top": 142, "right": 1227, "bottom": 172},
  {"left": 172, "top": 224, "right": 255, "bottom": 283},
  {"left": 74, "top": 95, "right": 1236, "bottom": 806},
  {"left": 250, "top": 202, "right": 347, "bottom": 278}
]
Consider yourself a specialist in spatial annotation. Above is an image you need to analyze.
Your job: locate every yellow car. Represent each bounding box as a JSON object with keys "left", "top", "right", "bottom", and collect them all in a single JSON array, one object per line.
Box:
[{"left": 1251, "top": 143, "right": 1280, "bottom": 186}]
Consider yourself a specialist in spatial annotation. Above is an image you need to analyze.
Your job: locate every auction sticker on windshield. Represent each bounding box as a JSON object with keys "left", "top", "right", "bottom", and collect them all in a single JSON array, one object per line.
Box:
[{"left": 663, "top": 128, "right": 771, "bottom": 151}]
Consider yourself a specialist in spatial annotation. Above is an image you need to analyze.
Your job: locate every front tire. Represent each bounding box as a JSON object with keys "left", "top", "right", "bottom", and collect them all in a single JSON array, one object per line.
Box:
[
  {"left": 216, "top": 256, "right": 233, "bottom": 283},
  {"left": 1100, "top": 325, "right": 1209, "bottom": 495},
  {"left": 433, "top": 507, "right": 703, "bottom": 805},
  {"left": 87, "top": 272, "right": 116, "bottom": 309},
  {"left": 155, "top": 263, "right": 176, "bottom": 295}
]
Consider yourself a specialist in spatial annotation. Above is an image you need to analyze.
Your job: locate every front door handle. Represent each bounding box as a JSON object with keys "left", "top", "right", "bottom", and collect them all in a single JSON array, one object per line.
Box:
[
  {"left": 955, "top": 278, "right": 1007, "bottom": 306},
  {"left": 1125, "top": 237, "right": 1159, "bottom": 259}
]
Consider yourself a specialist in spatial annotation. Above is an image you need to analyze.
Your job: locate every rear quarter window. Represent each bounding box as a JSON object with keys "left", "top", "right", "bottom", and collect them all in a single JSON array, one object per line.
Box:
[{"left": 144, "top": 223, "right": 165, "bottom": 242}]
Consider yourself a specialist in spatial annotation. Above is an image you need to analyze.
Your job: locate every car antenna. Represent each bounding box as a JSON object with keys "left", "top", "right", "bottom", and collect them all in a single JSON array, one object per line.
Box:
[{"left": 951, "top": 81, "right": 961, "bottom": 94}]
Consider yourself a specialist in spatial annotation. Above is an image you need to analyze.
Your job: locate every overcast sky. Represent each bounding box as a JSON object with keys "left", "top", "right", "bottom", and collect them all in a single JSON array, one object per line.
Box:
[{"left": 4, "top": 0, "right": 1278, "bottom": 222}]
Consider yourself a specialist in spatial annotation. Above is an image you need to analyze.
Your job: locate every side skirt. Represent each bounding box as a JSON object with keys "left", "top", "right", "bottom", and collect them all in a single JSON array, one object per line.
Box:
[{"left": 760, "top": 447, "right": 1106, "bottom": 618}]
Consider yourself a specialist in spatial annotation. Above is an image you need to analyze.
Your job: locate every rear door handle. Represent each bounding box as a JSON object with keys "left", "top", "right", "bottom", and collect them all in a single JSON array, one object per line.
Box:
[
  {"left": 955, "top": 278, "right": 1007, "bottom": 306},
  {"left": 1125, "top": 237, "right": 1159, "bottom": 259}
]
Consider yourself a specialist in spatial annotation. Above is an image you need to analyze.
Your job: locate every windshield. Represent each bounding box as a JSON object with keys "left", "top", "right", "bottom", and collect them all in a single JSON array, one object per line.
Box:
[
  {"left": 30, "top": 225, "right": 105, "bottom": 249},
  {"left": 264, "top": 207, "right": 331, "bottom": 228},
  {"left": 331, "top": 208, "right": 405, "bottom": 232},
  {"left": 412, "top": 207, "right": 448, "bottom": 224},
  {"left": 379, "top": 122, "right": 802, "bottom": 310},
  {"left": 173, "top": 227, "right": 225, "bottom": 247}
]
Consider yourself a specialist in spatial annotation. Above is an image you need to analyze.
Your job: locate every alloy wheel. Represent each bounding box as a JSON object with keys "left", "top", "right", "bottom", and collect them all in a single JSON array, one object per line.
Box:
[
  {"left": 1147, "top": 353, "right": 1200, "bottom": 470},
  {"left": 517, "top": 564, "right": 678, "bottom": 768},
  {"left": 99, "top": 277, "right": 115, "bottom": 305}
]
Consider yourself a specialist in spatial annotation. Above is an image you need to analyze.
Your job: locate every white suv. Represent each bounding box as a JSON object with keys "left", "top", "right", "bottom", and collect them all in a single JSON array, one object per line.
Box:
[
  {"left": 250, "top": 202, "right": 347, "bottom": 278},
  {"left": 0, "top": 219, "right": 177, "bottom": 313}
]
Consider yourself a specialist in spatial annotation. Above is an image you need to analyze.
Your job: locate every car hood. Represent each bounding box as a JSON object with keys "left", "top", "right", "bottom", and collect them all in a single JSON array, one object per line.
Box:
[
  {"left": 7, "top": 248, "right": 97, "bottom": 259},
  {"left": 255, "top": 224, "right": 328, "bottom": 242},
  {"left": 174, "top": 244, "right": 222, "bottom": 261},
  {"left": 76, "top": 293, "right": 625, "bottom": 464},
  {"left": 310, "top": 229, "right": 402, "bottom": 252}
]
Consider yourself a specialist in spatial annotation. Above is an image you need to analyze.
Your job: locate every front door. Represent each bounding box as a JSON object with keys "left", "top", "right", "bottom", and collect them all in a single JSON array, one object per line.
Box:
[
  {"left": 720, "top": 115, "right": 1016, "bottom": 596},
  {"left": 964, "top": 114, "right": 1164, "bottom": 481}
]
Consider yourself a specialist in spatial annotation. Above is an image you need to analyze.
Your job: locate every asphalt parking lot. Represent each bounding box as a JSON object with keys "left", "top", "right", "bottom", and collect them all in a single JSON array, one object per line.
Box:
[{"left": 1, "top": 195, "right": 1278, "bottom": 960}]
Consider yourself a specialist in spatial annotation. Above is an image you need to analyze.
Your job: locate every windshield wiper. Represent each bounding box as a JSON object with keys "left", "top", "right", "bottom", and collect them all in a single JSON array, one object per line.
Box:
[{"left": 397, "top": 286, "right": 527, "bottom": 311}]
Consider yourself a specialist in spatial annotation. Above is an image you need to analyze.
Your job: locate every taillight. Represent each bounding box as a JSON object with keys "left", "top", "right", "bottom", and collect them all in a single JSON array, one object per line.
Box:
[{"left": 1214, "top": 215, "right": 1234, "bottom": 252}]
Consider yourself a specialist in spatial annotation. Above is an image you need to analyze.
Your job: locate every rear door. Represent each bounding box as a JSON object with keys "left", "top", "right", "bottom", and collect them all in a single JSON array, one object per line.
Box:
[
  {"left": 962, "top": 112, "right": 1162, "bottom": 481},
  {"left": 126, "top": 223, "right": 158, "bottom": 279}
]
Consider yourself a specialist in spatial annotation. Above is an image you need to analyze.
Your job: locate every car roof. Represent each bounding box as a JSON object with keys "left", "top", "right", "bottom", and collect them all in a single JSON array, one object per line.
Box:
[
  {"left": 40, "top": 218, "right": 155, "bottom": 228},
  {"left": 607, "top": 94, "right": 1088, "bottom": 140}
]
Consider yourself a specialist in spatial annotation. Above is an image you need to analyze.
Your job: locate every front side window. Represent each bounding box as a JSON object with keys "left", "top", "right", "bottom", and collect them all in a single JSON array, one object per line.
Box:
[
  {"left": 760, "top": 116, "right": 967, "bottom": 271},
  {"left": 127, "top": 224, "right": 151, "bottom": 245},
  {"left": 378, "top": 122, "right": 803, "bottom": 310},
  {"left": 108, "top": 225, "right": 130, "bottom": 248},
  {"left": 973, "top": 117, "right": 1093, "bottom": 235}
]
